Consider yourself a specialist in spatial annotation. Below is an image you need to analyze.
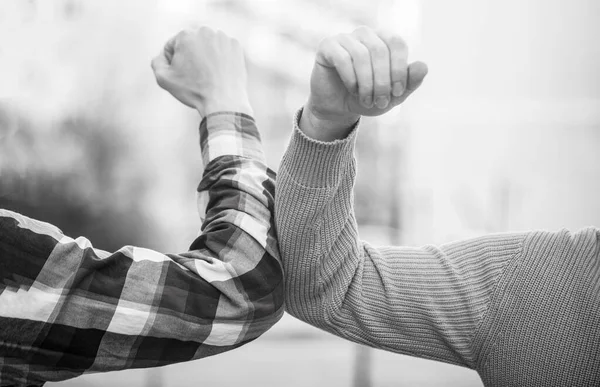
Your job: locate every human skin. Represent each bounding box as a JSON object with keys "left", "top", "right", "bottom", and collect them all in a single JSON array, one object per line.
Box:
[
  {"left": 151, "top": 27, "right": 253, "bottom": 117},
  {"left": 299, "top": 26, "right": 428, "bottom": 141}
]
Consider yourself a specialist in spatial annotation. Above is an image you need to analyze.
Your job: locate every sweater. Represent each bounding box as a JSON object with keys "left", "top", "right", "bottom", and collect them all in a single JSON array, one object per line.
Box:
[{"left": 275, "top": 109, "right": 600, "bottom": 386}]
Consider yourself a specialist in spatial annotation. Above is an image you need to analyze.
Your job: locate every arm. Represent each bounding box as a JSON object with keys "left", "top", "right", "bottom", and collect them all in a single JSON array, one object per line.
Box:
[
  {"left": 275, "top": 26, "right": 518, "bottom": 368},
  {"left": 277, "top": 110, "right": 600, "bottom": 376},
  {"left": 0, "top": 28, "right": 283, "bottom": 385},
  {"left": 277, "top": 27, "right": 600, "bottom": 385},
  {"left": 277, "top": 108, "right": 525, "bottom": 368}
]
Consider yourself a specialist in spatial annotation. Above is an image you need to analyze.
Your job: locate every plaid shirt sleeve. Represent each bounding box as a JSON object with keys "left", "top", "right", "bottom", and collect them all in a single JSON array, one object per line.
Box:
[{"left": 0, "top": 112, "right": 284, "bottom": 386}]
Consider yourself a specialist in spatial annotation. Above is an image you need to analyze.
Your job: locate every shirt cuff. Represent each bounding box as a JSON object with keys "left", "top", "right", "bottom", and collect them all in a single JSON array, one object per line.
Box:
[
  {"left": 199, "top": 111, "right": 266, "bottom": 166},
  {"left": 280, "top": 107, "right": 359, "bottom": 188}
]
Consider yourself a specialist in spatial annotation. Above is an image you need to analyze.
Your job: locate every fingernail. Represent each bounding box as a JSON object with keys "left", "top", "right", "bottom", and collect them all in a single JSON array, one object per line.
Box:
[
  {"left": 375, "top": 96, "right": 389, "bottom": 109},
  {"left": 392, "top": 82, "right": 405, "bottom": 97},
  {"left": 363, "top": 96, "right": 373, "bottom": 107}
]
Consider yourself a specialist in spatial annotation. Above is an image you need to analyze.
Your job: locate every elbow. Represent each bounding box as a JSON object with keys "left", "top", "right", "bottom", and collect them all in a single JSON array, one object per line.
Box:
[
  {"left": 248, "top": 292, "right": 286, "bottom": 339},
  {"left": 283, "top": 278, "right": 329, "bottom": 330},
  {"left": 250, "top": 273, "right": 286, "bottom": 322},
  {"left": 226, "top": 255, "right": 286, "bottom": 339},
  {"left": 230, "top": 280, "right": 285, "bottom": 342}
]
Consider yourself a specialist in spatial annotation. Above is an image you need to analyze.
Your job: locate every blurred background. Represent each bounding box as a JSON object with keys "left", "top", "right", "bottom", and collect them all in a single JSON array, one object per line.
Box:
[{"left": 1, "top": 0, "right": 599, "bottom": 386}]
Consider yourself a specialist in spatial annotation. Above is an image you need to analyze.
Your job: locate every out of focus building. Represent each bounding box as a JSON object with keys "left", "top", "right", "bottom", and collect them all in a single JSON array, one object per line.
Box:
[{"left": 1, "top": 1, "right": 598, "bottom": 386}]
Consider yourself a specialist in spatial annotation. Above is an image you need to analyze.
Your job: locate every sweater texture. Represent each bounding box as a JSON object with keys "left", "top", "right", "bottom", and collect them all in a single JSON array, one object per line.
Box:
[{"left": 275, "top": 110, "right": 600, "bottom": 386}]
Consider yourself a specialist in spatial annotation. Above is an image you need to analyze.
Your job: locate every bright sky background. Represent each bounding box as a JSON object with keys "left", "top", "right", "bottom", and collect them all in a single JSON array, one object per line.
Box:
[{"left": 1, "top": 1, "right": 598, "bottom": 385}]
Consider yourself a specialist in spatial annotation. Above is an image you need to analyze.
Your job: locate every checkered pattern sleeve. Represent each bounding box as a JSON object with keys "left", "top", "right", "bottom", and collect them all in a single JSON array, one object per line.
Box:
[{"left": 0, "top": 112, "right": 284, "bottom": 386}]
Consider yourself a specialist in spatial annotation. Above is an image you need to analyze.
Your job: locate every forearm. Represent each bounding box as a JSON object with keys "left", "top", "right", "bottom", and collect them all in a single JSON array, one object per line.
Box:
[
  {"left": 191, "top": 113, "right": 284, "bottom": 324},
  {"left": 299, "top": 101, "right": 359, "bottom": 142},
  {"left": 0, "top": 113, "right": 283, "bottom": 384},
  {"left": 276, "top": 108, "right": 526, "bottom": 368},
  {"left": 276, "top": 108, "right": 359, "bottom": 324}
]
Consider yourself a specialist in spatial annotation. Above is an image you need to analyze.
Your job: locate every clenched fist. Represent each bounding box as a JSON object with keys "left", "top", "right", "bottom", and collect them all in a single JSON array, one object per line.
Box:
[
  {"left": 302, "top": 26, "right": 428, "bottom": 141},
  {"left": 151, "top": 27, "right": 253, "bottom": 117}
]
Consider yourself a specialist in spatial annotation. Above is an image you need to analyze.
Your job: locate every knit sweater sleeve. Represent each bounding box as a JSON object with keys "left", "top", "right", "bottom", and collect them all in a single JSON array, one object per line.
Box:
[{"left": 275, "top": 110, "right": 527, "bottom": 368}]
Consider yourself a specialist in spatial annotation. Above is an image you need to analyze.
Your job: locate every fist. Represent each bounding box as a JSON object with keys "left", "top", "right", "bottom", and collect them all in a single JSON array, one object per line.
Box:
[
  {"left": 302, "top": 26, "right": 428, "bottom": 140},
  {"left": 151, "top": 27, "right": 252, "bottom": 117}
]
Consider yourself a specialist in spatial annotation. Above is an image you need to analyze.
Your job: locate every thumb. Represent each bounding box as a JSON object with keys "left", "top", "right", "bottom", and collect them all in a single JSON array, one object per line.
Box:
[
  {"left": 391, "top": 61, "right": 428, "bottom": 105},
  {"left": 406, "top": 61, "right": 428, "bottom": 93}
]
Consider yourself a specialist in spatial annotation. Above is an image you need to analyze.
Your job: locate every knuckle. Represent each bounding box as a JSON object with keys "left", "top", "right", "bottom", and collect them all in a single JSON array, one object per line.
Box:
[
  {"left": 197, "top": 26, "right": 215, "bottom": 39},
  {"left": 174, "top": 30, "right": 187, "bottom": 44},
  {"left": 352, "top": 42, "right": 370, "bottom": 60},
  {"left": 318, "top": 37, "right": 339, "bottom": 58},
  {"left": 179, "top": 31, "right": 194, "bottom": 43},
  {"left": 353, "top": 25, "right": 372, "bottom": 35},
  {"left": 336, "top": 33, "right": 352, "bottom": 46},
  {"left": 184, "top": 28, "right": 198, "bottom": 37},
  {"left": 370, "top": 42, "right": 388, "bottom": 58},
  {"left": 388, "top": 34, "right": 407, "bottom": 49},
  {"left": 319, "top": 36, "right": 335, "bottom": 50},
  {"left": 230, "top": 36, "right": 241, "bottom": 47},
  {"left": 330, "top": 50, "right": 350, "bottom": 67}
]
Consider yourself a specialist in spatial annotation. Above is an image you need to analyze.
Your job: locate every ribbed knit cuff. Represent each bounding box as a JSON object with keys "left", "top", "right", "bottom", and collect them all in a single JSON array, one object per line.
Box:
[{"left": 280, "top": 108, "right": 359, "bottom": 188}]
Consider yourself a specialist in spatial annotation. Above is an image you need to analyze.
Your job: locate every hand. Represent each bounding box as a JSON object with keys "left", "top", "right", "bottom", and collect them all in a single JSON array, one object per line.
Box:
[
  {"left": 302, "top": 26, "right": 428, "bottom": 141},
  {"left": 151, "top": 27, "right": 253, "bottom": 117}
]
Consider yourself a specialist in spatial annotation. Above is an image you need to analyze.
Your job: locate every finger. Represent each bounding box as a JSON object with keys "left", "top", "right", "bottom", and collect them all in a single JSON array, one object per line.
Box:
[
  {"left": 337, "top": 33, "right": 374, "bottom": 108},
  {"left": 406, "top": 60, "right": 428, "bottom": 93},
  {"left": 352, "top": 26, "right": 391, "bottom": 109},
  {"left": 151, "top": 53, "right": 171, "bottom": 88},
  {"left": 391, "top": 61, "right": 428, "bottom": 105},
  {"left": 163, "top": 35, "right": 176, "bottom": 63},
  {"left": 380, "top": 33, "right": 408, "bottom": 97},
  {"left": 167, "top": 29, "right": 192, "bottom": 63},
  {"left": 151, "top": 50, "right": 169, "bottom": 73},
  {"left": 318, "top": 37, "right": 358, "bottom": 95}
]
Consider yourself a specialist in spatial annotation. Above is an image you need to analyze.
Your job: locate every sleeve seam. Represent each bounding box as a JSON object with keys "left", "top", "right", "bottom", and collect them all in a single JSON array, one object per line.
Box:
[{"left": 470, "top": 238, "right": 525, "bottom": 368}]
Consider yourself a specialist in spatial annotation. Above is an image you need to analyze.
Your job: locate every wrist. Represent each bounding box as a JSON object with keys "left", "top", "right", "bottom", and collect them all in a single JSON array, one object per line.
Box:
[
  {"left": 299, "top": 103, "right": 359, "bottom": 142},
  {"left": 196, "top": 94, "right": 253, "bottom": 117}
]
